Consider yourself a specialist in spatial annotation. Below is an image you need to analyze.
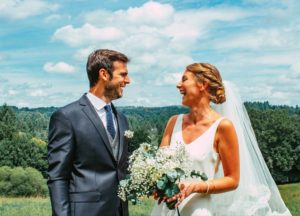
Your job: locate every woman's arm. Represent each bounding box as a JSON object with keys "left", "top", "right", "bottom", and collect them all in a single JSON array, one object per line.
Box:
[
  {"left": 210, "top": 118, "right": 240, "bottom": 192},
  {"left": 160, "top": 115, "right": 178, "bottom": 147}
]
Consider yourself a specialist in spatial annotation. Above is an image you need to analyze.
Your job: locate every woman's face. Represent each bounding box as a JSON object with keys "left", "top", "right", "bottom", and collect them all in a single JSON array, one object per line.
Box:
[{"left": 177, "top": 70, "right": 204, "bottom": 106}]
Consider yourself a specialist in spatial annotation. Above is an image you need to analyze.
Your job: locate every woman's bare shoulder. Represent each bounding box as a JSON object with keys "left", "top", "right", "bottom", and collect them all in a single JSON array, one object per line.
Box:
[{"left": 218, "top": 118, "right": 235, "bottom": 132}]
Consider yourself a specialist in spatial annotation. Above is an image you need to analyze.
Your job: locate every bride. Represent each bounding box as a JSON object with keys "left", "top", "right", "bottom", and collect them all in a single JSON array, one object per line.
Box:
[{"left": 151, "top": 63, "right": 291, "bottom": 216}]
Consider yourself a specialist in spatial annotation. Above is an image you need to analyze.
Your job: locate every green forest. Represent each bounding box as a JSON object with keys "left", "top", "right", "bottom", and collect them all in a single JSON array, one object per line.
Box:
[{"left": 0, "top": 102, "right": 299, "bottom": 197}]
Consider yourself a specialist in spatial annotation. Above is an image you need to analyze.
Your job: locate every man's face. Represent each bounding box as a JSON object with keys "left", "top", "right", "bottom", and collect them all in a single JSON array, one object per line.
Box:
[{"left": 104, "top": 61, "right": 130, "bottom": 100}]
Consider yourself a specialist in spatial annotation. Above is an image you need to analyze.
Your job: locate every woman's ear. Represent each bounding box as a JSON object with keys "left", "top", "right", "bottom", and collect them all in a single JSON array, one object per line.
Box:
[
  {"left": 203, "top": 81, "right": 209, "bottom": 90},
  {"left": 198, "top": 81, "right": 209, "bottom": 91}
]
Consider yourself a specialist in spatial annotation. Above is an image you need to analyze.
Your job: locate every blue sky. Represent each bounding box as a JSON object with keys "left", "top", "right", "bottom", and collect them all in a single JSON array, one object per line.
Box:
[{"left": 0, "top": 0, "right": 299, "bottom": 108}]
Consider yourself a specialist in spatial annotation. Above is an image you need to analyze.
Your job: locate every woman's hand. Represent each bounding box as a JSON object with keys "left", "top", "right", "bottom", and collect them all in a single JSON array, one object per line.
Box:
[
  {"left": 153, "top": 191, "right": 167, "bottom": 204},
  {"left": 167, "top": 181, "right": 201, "bottom": 208}
]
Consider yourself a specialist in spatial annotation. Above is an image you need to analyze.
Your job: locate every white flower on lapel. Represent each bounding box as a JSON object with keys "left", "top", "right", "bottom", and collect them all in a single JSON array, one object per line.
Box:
[{"left": 124, "top": 130, "right": 134, "bottom": 139}]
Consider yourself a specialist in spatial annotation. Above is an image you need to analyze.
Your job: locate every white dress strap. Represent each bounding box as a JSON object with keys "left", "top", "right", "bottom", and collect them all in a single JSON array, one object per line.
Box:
[{"left": 169, "top": 114, "right": 184, "bottom": 147}]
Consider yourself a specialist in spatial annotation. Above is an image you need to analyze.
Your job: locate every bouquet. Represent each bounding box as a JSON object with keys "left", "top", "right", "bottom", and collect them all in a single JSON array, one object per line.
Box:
[{"left": 118, "top": 142, "right": 207, "bottom": 209}]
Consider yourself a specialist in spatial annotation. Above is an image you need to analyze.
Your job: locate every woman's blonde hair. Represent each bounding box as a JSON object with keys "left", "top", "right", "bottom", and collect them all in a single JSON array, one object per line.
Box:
[{"left": 186, "top": 63, "right": 226, "bottom": 104}]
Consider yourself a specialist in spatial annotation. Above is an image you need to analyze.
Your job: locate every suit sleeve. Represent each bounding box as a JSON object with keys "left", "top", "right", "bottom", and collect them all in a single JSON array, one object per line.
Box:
[{"left": 47, "top": 110, "right": 74, "bottom": 216}]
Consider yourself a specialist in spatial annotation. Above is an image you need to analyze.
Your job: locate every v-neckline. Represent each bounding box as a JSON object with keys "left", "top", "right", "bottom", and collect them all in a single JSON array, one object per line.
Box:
[{"left": 181, "top": 114, "right": 222, "bottom": 145}]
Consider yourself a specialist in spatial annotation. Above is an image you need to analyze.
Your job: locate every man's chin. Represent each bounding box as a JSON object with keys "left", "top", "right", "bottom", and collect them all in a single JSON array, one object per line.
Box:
[
  {"left": 117, "top": 90, "right": 123, "bottom": 98},
  {"left": 112, "top": 93, "right": 122, "bottom": 100}
]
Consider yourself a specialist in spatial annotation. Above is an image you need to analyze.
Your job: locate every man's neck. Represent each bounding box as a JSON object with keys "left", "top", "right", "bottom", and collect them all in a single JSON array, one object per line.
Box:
[{"left": 89, "top": 86, "right": 111, "bottom": 103}]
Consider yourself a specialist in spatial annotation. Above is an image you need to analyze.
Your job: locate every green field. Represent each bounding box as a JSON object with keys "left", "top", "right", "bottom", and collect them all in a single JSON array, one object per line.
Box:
[
  {"left": 0, "top": 183, "right": 299, "bottom": 216},
  {"left": 278, "top": 183, "right": 300, "bottom": 215}
]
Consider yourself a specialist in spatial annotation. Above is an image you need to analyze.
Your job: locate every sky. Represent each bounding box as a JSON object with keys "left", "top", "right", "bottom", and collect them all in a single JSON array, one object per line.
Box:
[{"left": 0, "top": 0, "right": 299, "bottom": 108}]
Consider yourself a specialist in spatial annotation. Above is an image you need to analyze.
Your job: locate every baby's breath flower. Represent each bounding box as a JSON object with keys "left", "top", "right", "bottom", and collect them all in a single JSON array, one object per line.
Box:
[
  {"left": 118, "top": 140, "right": 195, "bottom": 205},
  {"left": 124, "top": 130, "right": 134, "bottom": 139}
]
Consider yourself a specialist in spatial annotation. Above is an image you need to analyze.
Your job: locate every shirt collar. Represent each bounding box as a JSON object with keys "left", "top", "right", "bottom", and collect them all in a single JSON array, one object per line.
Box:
[{"left": 86, "top": 92, "right": 110, "bottom": 111}]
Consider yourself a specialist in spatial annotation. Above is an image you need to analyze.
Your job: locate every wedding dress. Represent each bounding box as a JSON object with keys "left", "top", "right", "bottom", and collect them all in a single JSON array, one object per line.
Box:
[{"left": 151, "top": 81, "right": 291, "bottom": 216}]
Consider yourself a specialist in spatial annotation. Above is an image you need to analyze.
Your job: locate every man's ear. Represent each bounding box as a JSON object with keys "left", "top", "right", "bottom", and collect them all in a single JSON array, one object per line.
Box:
[{"left": 99, "top": 68, "right": 110, "bottom": 81}]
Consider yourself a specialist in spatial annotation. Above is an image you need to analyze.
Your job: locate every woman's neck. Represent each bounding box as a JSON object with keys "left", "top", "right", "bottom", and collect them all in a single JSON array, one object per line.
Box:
[{"left": 188, "top": 99, "right": 214, "bottom": 124}]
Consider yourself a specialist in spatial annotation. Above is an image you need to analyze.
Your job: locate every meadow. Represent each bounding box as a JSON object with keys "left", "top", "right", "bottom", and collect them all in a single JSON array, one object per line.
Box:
[{"left": 0, "top": 183, "right": 299, "bottom": 216}]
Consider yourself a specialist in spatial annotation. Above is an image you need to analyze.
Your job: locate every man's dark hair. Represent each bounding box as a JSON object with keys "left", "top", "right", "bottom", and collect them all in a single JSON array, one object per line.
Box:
[{"left": 86, "top": 49, "right": 129, "bottom": 87}]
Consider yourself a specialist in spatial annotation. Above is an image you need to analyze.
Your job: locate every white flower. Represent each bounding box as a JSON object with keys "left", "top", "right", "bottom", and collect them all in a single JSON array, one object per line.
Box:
[
  {"left": 124, "top": 130, "right": 134, "bottom": 139},
  {"left": 118, "top": 140, "right": 195, "bottom": 204}
]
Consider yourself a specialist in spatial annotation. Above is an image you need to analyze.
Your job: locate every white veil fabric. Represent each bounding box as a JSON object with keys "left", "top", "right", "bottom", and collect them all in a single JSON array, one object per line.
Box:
[{"left": 211, "top": 81, "right": 291, "bottom": 216}]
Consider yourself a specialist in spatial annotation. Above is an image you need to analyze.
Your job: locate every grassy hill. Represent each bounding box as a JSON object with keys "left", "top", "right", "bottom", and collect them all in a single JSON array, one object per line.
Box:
[{"left": 0, "top": 183, "right": 299, "bottom": 216}]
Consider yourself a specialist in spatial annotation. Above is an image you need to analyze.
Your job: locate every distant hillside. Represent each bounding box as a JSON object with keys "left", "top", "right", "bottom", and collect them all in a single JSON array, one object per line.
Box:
[{"left": 1, "top": 101, "right": 299, "bottom": 183}]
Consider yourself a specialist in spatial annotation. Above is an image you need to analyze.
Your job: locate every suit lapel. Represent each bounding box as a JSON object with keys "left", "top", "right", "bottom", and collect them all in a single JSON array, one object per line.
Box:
[{"left": 79, "top": 95, "right": 115, "bottom": 161}]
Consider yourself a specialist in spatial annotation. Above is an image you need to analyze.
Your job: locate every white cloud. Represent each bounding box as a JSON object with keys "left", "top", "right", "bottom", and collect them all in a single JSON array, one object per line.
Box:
[
  {"left": 44, "top": 14, "right": 62, "bottom": 23},
  {"left": 154, "top": 72, "right": 182, "bottom": 86},
  {"left": 0, "top": 77, "right": 8, "bottom": 83},
  {"left": 50, "top": 1, "right": 255, "bottom": 106},
  {"left": 0, "top": 0, "right": 59, "bottom": 20},
  {"left": 43, "top": 62, "right": 76, "bottom": 74},
  {"left": 242, "top": 83, "right": 297, "bottom": 106},
  {"left": 84, "top": 1, "right": 174, "bottom": 27},
  {"left": 215, "top": 51, "right": 300, "bottom": 74},
  {"left": 53, "top": 23, "right": 124, "bottom": 47},
  {"left": 291, "top": 63, "right": 300, "bottom": 71},
  {"left": 73, "top": 47, "right": 95, "bottom": 62},
  {"left": 126, "top": 1, "right": 174, "bottom": 25},
  {"left": 29, "top": 89, "right": 48, "bottom": 97},
  {"left": 214, "top": 27, "right": 300, "bottom": 50},
  {"left": 0, "top": 53, "right": 6, "bottom": 62},
  {"left": 0, "top": 72, "right": 85, "bottom": 108},
  {"left": 290, "top": 63, "right": 300, "bottom": 79},
  {"left": 55, "top": 2, "right": 248, "bottom": 53},
  {"left": 8, "top": 89, "right": 18, "bottom": 96},
  {"left": 242, "top": 0, "right": 291, "bottom": 6},
  {"left": 2, "top": 0, "right": 299, "bottom": 107},
  {"left": 213, "top": 49, "right": 300, "bottom": 106}
]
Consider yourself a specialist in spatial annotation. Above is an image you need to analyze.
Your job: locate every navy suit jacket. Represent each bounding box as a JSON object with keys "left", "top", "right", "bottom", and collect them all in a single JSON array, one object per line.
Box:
[{"left": 47, "top": 94, "right": 129, "bottom": 216}]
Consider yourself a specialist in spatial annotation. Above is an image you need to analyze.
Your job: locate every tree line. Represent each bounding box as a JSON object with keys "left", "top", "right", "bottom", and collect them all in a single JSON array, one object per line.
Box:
[{"left": 0, "top": 102, "right": 299, "bottom": 196}]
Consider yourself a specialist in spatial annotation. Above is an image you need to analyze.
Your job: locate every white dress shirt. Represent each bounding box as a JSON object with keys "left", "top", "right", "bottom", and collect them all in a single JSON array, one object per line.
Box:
[{"left": 86, "top": 92, "right": 117, "bottom": 140}]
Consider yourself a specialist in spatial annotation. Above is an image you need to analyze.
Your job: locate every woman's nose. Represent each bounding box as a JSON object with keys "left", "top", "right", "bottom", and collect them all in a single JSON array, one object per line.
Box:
[{"left": 176, "top": 82, "right": 182, "bottom": 89}]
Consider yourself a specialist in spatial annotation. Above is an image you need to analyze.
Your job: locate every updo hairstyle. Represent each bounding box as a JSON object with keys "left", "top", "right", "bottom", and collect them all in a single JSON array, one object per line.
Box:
[{"left": 186, "top": 63, "right": 226, "bottom": 104}]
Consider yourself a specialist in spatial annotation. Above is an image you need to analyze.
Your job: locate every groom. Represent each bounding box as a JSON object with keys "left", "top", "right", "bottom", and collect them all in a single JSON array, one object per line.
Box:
[{"left": 47, "top": 49, "right": 130, "bottom": 216}]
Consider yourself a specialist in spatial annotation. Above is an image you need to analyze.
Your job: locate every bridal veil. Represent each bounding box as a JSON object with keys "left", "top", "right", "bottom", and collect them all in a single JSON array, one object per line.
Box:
[{"left": 212, "top": 81, "right": 291, "bottom": 216}]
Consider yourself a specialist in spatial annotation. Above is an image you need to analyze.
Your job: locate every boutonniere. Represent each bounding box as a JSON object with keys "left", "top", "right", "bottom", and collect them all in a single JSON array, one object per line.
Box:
[{"left": 124, "top": 130, "right": 134, "bottom": 139}]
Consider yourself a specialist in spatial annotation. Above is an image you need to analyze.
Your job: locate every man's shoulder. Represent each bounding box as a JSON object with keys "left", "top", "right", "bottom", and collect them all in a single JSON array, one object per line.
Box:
[{"left": 51, "top": 95, "right": 86, "bottom": 119}]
